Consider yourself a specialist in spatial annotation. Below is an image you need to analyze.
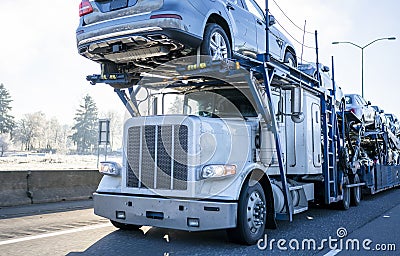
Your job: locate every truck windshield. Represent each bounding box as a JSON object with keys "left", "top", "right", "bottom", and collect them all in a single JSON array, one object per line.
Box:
[
  {"left": 184, "top": 89, "right": 257, "bottom": 118},
  {"left": 136, "top": 87, "right": 257, "bottom": 118}
]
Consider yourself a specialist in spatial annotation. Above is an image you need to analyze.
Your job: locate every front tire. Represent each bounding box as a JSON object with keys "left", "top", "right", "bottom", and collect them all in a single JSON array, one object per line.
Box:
[
  {"left": 201, "top": 24, "right": 232, "bottom": 60},
  {"left": 227, "top": 180, "right": 266, "bottom": 245}
]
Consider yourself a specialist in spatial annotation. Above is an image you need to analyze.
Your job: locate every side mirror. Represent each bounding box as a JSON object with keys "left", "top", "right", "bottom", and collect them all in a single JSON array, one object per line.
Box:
[
  {"left": 269, "top": 15, "right": 276, "bottom": 26},
  {"left": 380, "top": 110, "right": 384, "bottom": 114},
  {"left": 367, "top": 101, "right": 371, "bottom": 106}
]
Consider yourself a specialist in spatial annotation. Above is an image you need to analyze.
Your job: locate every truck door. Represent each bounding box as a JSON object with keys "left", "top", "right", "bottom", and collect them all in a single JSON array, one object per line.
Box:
[
  {"left": 271, "top": 92, "right": 286, "bottom": 167},
  {"left": 312, "top": 103, "right": 322, "bottom": 167}
]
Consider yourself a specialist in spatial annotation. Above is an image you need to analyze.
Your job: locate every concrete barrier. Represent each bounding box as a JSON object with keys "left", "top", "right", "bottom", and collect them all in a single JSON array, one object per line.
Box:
[
  {"left": 0, "top": 170, "right": 102, "bottom": 207},
  {"left": 0, "top": 171, "right": 31, "bottom": 206}
]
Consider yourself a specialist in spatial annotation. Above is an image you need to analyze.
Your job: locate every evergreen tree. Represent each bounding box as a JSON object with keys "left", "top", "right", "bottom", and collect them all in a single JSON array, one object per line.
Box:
[
  {"left": 0, "top": 83, "right": 15, "bottom": 134},
  {"left": 71, "top": 95, "right": 98, "bottom": 154}
]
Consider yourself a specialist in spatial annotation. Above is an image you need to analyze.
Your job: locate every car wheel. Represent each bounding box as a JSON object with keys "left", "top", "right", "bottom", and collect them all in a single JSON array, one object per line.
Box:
[
  {"left": 284, "top": 51, "right": 296, "bottom": 67},
  {"left": 110, "top": 220, "right": 141, "bottom": 230},
  {"left": 201, "top": 24, "right": 232, "bottom": 60},
  {"left": 227, "top": 180, "right": 266, "bottom": 245}
]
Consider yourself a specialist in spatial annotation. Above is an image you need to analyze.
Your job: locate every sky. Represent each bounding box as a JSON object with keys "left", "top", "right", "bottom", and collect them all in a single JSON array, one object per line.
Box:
[{"left": 0, "top": 0, "right": 399, "bottom": 124}]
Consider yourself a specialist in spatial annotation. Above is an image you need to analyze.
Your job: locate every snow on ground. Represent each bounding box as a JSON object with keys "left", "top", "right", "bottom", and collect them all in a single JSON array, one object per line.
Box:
[{"left": 0, "top": 153, "right": 122, "bottom": 171}]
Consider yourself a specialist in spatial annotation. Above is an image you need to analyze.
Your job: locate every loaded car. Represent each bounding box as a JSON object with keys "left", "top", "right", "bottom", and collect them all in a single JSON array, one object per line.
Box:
[
  {"left": 76, "top": 0, "right": 297, "bottom": 84},
  {"left": 385, "top": 113, "right": 400, "bottom": 135},
  {"left": 298, "top": 62, "right": 344, "bottom": 106},
  {"left": 371, "top": 105, "right": 385, "bottom": 130},
  {"left": 345, "top": 94, "right": 376, "bottom": 127}
]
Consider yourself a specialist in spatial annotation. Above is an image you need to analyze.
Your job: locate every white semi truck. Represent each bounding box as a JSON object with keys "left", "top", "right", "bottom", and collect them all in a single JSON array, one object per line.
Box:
[{"left": 87, "top": 53, "right": 400, "bottom": 245}]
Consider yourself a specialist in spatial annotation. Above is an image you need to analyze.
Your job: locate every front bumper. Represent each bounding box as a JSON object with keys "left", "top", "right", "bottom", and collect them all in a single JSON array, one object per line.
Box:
[{"left": 94, "top": 192, "right": 237, "bottom": 231}]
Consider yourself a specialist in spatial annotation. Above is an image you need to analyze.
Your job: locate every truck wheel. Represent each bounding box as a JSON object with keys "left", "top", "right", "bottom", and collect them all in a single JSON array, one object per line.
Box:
[
  {"left": 201, "top": 24, "right": 232, "bottom": 60},
  {"left": 350, "top": 174, "right": 361, "bottom": 206},
  {"left": 340, "top": 176, "right": 350, "bottom": 210},
  {"left": 110, "top": 220, "right": 141, "bottom": 230},
  {"left": 227, "top": 180, "right": 266, "bottom": 245}
]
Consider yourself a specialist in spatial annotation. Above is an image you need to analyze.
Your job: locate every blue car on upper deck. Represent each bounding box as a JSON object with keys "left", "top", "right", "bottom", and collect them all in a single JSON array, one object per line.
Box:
[{"left": 76, "top": 0, "right": 297, "bottom": 82}]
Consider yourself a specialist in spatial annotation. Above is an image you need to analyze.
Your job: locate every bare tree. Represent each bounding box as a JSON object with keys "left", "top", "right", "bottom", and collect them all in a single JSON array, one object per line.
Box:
[
  {"left": 0, "top": 134, "right": 9, "bottom": 156},
  {"left": 14, "top": 112, "right": 46, "bottom": 151}
]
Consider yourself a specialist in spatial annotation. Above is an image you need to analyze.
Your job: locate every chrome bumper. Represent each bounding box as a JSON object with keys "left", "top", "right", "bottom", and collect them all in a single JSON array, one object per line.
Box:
[{"left": 94, "top": 193, "right": 237, "bottom": 231}]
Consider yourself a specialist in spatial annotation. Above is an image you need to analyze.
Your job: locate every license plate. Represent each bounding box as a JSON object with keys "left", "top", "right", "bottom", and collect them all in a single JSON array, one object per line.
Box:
[{"left": 110, "top": 0, "right": 129, "bottom": 11}]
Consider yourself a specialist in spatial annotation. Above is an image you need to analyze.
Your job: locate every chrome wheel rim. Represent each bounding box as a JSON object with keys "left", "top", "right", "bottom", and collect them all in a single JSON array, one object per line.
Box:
[
  {"left": 246, "top": 190, "right": 266, "bottom": 234},
  {"left": 210, "top": 31, "right": 228, "bottom": 60}
]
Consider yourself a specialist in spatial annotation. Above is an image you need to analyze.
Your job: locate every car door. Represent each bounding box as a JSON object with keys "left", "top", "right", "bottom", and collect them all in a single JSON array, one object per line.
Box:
[
  {"left": 225, "top": 0, "right": 258, "bottom": 58},
  {"left": 241, "top": 0, "right": 282, "bottom": 60}
]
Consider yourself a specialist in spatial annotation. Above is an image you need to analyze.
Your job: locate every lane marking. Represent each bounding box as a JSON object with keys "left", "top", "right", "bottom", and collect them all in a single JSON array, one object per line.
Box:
[
  {"left": 0, "top": 223, "right": 111, "bottom": 246},
  {"left": 323, "top": 249, "right": 342, "bottom": 256}
]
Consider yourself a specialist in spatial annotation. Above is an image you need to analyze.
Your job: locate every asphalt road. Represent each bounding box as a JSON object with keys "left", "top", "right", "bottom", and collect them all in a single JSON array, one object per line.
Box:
[{"left": 0, "top": 189, "right": 399, "bottom": 256}]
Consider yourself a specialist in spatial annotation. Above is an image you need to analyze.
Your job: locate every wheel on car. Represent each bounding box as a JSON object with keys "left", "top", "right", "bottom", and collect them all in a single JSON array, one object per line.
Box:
[
  {"left": 201, "top": 24, "right": 232, "bottom": 60},
  {"left": 284, "top": 51, "right": 296, "bottom": 67},
  {"left": 110, "top": 220, "right": 141, "bottom": 230},
  {"left": 227, "top": 180, "right": 266, "bottom": 245}
]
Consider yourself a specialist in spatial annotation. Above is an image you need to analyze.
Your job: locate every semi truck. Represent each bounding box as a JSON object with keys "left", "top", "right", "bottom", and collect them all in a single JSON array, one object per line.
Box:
[
  {"left": 86, "top": 52, "right": 400, "bottom": 245},
  {"left": 81, "top": 1, "right": 400, "bottom": 245}
]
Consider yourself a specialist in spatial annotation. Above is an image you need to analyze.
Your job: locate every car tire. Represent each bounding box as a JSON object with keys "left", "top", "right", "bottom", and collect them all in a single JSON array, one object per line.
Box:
[
  {"left": 110, "top": 220, "right": 141, "bottom": 230},
  {"left": 284, "top": 51, "right": 296, "bottom": 67},
  {"left": 201, "top": 24, "right": 232, "bottom": 60},
  {"left": 227, "top": 180, "right": 267, "bottom": 245}
]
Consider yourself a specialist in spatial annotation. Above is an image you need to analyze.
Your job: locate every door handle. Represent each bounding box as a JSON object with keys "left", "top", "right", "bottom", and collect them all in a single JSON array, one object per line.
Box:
[{"left": 226, "top": 3, "right": 235, "bottom": 10}]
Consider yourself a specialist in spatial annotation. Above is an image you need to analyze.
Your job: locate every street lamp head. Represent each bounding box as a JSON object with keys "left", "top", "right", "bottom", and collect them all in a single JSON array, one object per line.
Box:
[
  {"left": 332, "top": 42, "right": 340, "bottom": 45},
  {"left": 388, "top": 37, "right": 396, "bottom": 40}
]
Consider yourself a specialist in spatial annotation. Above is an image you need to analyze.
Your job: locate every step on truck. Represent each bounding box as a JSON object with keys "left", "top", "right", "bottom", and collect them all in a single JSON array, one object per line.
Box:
[{"left": 84, "top": 7, "right": 400, "bottom": 247}]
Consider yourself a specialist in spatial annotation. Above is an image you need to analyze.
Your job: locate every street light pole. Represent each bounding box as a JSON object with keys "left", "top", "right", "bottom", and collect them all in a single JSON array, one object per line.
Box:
[{"left": 332, "top": 37, "right": 396, "bottom": 98}]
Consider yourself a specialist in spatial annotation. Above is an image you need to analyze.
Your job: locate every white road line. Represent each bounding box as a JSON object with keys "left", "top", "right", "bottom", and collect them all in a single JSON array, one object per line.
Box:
[
  {"left": 0, "top": 223, "right": 111, "bottom": 246},
  {"left": 323, "top": 249, "right": 342, "bottom": 256}
]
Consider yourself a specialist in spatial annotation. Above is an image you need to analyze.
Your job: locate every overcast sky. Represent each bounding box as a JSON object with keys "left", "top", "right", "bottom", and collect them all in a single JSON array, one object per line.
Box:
[{"left": 0, "top": 0, "right": 399, "bottom": 124}]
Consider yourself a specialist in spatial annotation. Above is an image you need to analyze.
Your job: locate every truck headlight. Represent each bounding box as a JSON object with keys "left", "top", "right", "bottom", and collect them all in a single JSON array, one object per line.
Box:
[
  {"left": 201, "top": 165, "right": 236, "bottom": 179},
  {"left": 99, "top": 161, "right": 121, "bottom": 176}
]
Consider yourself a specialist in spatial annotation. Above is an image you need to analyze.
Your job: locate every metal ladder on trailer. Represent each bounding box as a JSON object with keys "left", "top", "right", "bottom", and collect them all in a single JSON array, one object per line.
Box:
[
  {"left": 321, "top": 93, "right": 340, "bottom": 203},
  {"left": 320, "top": 57, "right": 345, "bottom": 204}
]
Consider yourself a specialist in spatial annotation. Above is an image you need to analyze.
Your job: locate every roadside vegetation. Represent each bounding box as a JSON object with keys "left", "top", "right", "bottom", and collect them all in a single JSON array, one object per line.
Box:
[{"left": 0, "top": 83, "right": 123, "bottom": 170}]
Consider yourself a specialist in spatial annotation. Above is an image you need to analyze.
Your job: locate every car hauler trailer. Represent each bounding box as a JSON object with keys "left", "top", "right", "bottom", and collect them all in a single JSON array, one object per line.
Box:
[
  {"left": 83, "top": 2, "right": 400, "bottom": 245},
  {"left": 86, "top": 54, "right": 400, "bottom": 244}
]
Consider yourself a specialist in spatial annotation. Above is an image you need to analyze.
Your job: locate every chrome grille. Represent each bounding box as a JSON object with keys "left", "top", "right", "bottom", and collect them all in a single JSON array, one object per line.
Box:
[{"left": 126, "top": 125, "right": 188, "bottom": 190}]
